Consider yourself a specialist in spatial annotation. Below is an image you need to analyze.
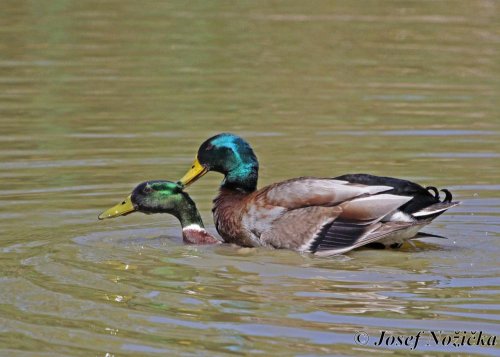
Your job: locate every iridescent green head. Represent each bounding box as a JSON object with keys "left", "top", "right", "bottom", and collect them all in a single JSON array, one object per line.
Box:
[
  {"left": 98, "top": 180, "right": 203, "bottom": 227},
  {"left": 178, "top": 133, "right": 259, "bottom": 192}
]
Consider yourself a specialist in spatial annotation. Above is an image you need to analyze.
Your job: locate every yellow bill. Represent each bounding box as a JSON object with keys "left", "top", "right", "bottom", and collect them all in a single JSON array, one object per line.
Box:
[
  {"left": 178, "top": 157, "right": 208, "bottom": 187},
  {"left": 98, "top": 195, "right": 136, "bottom": 220}
]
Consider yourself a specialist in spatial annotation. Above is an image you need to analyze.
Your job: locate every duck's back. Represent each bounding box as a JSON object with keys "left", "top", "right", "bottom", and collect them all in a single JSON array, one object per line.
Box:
[{"left": 335, "top": 173, "right": 456, "bottom": 217}]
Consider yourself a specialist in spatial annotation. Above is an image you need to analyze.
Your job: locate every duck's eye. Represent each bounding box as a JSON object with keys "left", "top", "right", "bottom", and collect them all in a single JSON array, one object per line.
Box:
[
  {"left": 205, "top": 144, "right": 213, "bottom": 151},
  {"left": 144, "top": 186, "right": 153, "bottom": 193}
]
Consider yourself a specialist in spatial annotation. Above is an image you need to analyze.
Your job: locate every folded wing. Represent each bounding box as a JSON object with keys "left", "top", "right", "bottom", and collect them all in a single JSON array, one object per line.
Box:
[{"left": 260, "top": 193, "right": 413, "bottom": 255}]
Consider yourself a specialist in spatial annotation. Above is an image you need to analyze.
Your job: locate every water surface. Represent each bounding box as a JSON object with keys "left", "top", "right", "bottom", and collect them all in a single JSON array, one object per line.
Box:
[{"left": 0, "top": 1, "right": 499, "bottom": 356}]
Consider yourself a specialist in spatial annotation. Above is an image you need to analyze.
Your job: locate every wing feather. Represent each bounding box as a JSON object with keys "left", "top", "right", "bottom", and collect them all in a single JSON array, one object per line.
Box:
[
  {"left": 259, "top": 206, "right": 342, "bottom": 250},
  {"left": 339, "top": 194, "right": 412, "bottom": 221},
  {"left": 313, "top": 221, "right": 416, "bottom": 256},
  {"left": 260, "top": 192, "right": 415, "bottom": 255},
  {"left": 261, "top": 177, "right": 392, "bottom": 209}
]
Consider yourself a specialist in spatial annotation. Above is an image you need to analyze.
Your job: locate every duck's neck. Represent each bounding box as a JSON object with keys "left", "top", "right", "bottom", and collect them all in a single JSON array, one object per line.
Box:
[
  {"left": 175, "top": 194, "right": 204, "bottom": 228},
  {"left": 175, "top": 195, "right": 220, "bottom": 245},
  {"left": 222, "top": 162, "right": 259, "bottom": 193}
]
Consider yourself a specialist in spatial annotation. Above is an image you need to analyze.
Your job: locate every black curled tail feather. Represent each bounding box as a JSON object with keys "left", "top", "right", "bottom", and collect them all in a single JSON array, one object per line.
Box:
[
  {"left": 427, "top": 186, "right": 453, "bottom": 203},
  {"left": 412, "top": 185, "right": 459, "bottom": 221},
  {"left": 426, "top": 186, "right": 439, "bottom": 199},
  {"left": 425, "top": 186, "right": 453, "bottom": 203},
  {"left": 440, "top": 189, "right": 453, "bottom": 203}
]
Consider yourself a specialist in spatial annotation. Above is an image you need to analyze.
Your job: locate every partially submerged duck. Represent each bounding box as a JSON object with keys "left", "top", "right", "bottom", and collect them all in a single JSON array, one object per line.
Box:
[
  {"left": 98, "top": 180, "right": 220, "bottom": 245},
  {"left": 177, "top": 133, "right": 459, "bottom": 256}
]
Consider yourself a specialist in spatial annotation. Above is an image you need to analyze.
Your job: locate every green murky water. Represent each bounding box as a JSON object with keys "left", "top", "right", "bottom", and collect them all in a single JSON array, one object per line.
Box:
[{"left": 1, "top": 1, "right": 499, "bottom": 356}]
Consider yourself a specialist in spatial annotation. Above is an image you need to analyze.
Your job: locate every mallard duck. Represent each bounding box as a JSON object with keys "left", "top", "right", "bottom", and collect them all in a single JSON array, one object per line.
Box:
[
  {"left": 98, "top": 180, "right": 220, "bottom": 245},
  {"left": 177, "top": 133, "right": 459, "bottom": 256}
]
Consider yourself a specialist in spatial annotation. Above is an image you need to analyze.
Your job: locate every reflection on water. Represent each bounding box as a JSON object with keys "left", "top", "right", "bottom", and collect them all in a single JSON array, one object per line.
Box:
[{"left": 0, "top": 1, "right": 499, "bottom": 355}]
